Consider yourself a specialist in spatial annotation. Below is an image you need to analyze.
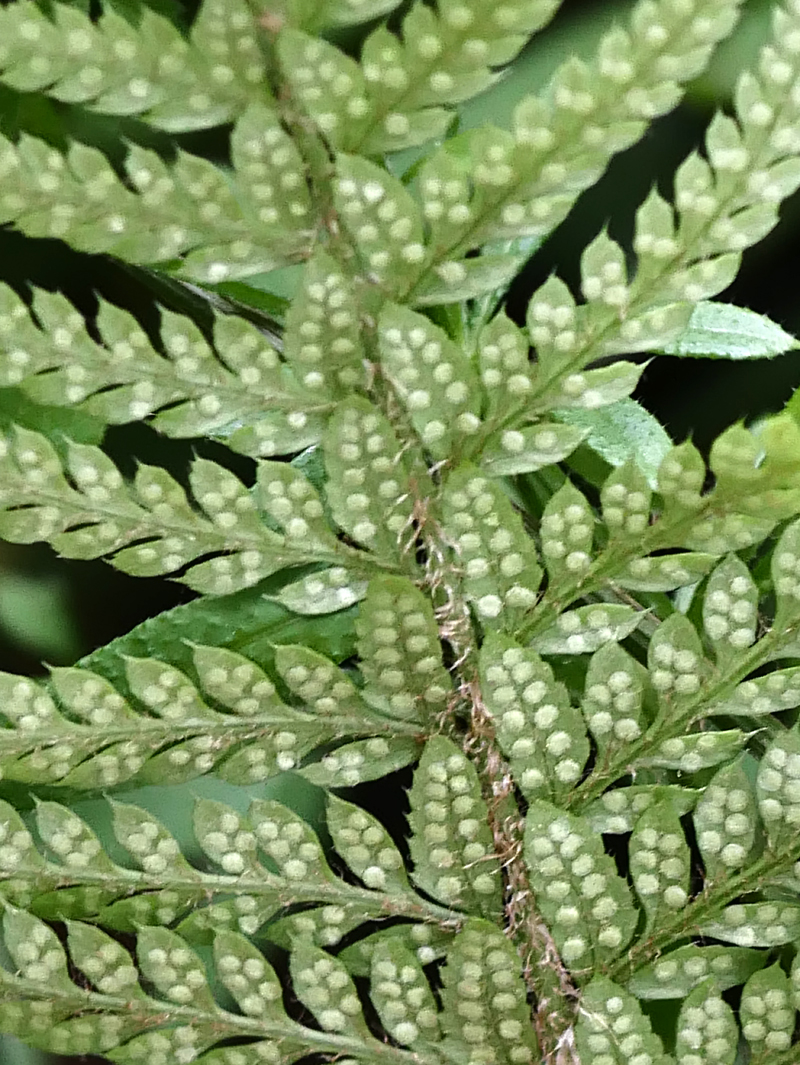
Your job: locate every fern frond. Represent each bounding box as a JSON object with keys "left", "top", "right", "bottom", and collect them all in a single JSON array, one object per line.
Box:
[
  {"left": 0, "top": 789, "right": 459, "bottom": 937},
  {"left": 0, "top": 422, "right": 422, "bottom": 591},
  {"left": 402, "top": 0, "right": 745, "bottom": 302},
  {"left": 0, "top": 105, "right": 316, "bottom": 282},
  {"left": 280, "top": 0, "right": 560, "bottom": 154},
  {"left": 0, "top": 632, "right": 425, "bottom": 788},
  {"left": 0, "top": 0, "right": 267, "bottom": 131}
]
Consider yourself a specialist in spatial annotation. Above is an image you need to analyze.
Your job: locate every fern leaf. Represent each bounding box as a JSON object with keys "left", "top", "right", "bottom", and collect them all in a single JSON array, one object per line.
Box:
[
  {"left": 524, "top": 800, "right": 638, "bottom": 969},
  {"left": 0, "top": 791, "right": 458, "bottom": 936},
  {"left": 740, "top": 962, "right": 795, "bottom": 1058},
  {"left": 0, "top": 638, "right": 421, "bottom": 788},
  {"left": 0, "top": 429, "right": 344, "bottom": 591},
  {"left": 627, "top": 945, "right": 766, "bottom": 1001},
  {"left": 575, "top": 976, "right": 673, "bottom": 1065},
  {"left": 442, "top": 465, "right": 543, "bottom": 627},
  {"left": 0, "top": 0, "right": 266, "bottom": 129},
  {"left": 408, "top": 736, "right": 502, "bottom": 915},
  {"left": 439, "top": 918, "right": 540, "bottom": 1065},
  {"left": 0, "top": 116, "right": 314, "bottom": 282},
  {"left": 480, "top": 632, "right": 589, "bottom": 799},
  {"left": 693, "top": 757, "right": 758, "bottom": 878},
  {"left": 674, "top": 980, "right": 738, "bottom": 1065},
  {"left": 282, "top": 0, "right": 560, "bottom": 155},
  {"left": 630, "top": 799, "right": 691, "bottom": 933},
  {"left": 405, "top": 0, "right": 745, "bottom": 299}
]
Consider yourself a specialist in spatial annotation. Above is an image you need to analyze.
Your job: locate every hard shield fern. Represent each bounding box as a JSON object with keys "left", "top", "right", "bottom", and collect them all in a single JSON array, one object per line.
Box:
[{"left": 2, "top": 1, "right": 800, "bottom": 1064}]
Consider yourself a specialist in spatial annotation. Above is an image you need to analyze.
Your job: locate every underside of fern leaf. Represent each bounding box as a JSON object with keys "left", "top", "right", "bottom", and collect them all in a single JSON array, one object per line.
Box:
[{"left": 3, "top": 1, "right": 800, "bottom": 1064}]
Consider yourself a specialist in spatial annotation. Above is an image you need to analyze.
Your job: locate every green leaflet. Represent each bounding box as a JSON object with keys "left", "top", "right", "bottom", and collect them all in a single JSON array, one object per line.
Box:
[
  {"left": 584, "top": 786, "right": 699, "bottom": 835},
  {"left": 582, "top": 642, "right": 648, "bottom": 761},
  {"left": 439, "top": 919, "right": 540, "bottom": 1065},
  {"left": 575, "top": 977, "right": 672, "bottom": 1065},
  {"left": 756, "top": 730, "right": 800, "bottom": 851},
  {"left": 629, "top": 799, "right": 691, "bottom": 933},
  {"left": 658, "top": 301, "right": 798, "bottom": 359},
  {"left": 674, "top": 980, "right": 739, "bottom": 1065},
  {"left": 80, "top": 574, "right": 359, "bottom": 687},
  {"left": 693, "top": 757, "right": 758, "bottom": 878},
  {"left": 524, "top": 800, "right": 638, "bottom": 970},
  {"left": 442, "top": 465, "right": 543, "bottom": 627},
  {"left": 378, "top": 303, "right": 482, "bottom": 458},
  {"left": 0, "top": 0, "right": 265, "bottom": 129},
  {"left": 480, "top": 633, "right": 589, "bottom": 800},
  {"left": 323, "top": 397, "right": 417, "bottom": 562},
  {"left": 740, "top": 962, "right": 796, "bottom": 1057},
  {"left": 356, "top": 576, "right": 452, "bottom": 722},
  {"left": 628, "top": 945, "right": 766, "bottom": 1000},
  {"left": 408, "top": 736, "right": 502, "bottom": 917},
  {"left": 369, "top": 939, "right": 441, "bottom": 1047},
  {"left": 0, "top": 639, "right": 416, "bottom": 789},
  {"left": 0, "top": 791, "right": 456, "bottom": 939},
  {"left": 700, "top": 902, "right": 800, "bottom": 948},
  {"left": 555, "top": 398, "right": 672, "bottom": 489}
]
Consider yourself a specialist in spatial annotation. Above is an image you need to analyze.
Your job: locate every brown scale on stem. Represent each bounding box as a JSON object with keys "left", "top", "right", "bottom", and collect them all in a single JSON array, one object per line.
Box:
[
  {"left": 463, "top": 673, "right": 580, "bottom": 1064},
  {"left": 410, "top": 476, "right": 580, "bottom": 1062}
]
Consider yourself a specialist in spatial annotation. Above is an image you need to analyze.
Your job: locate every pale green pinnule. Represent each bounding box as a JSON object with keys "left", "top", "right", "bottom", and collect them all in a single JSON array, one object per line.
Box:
[
  {"left": 584, "top": 785, "right": 698, "bottom": 836},
  {"left": 757, "top": 730, "right": 800, "bottom": 849},
  {"left": 327, "top": 793, "right": 411, "bottom": 893},
  {"left": 410, "top": 0, "right": 746, "bottom": 282},
  {"left": 628, "top": 944, "right": 766, "bottom": 1001},
  {"left": 531, "top": 603, "right": 642, "bottom": 655},
  {"left": 255, "top": 462, "right": 337, "bottom": 551},
  {"left": 699, "top": 901, "right": 800, "bottom": 948},
  {"left": 323, "top": 397, "right": 418, "bottom": 562},
  {"left": 674, "top": 980, "right": 739, "bottom": 1065},
  {"left": 298, "top": 735, "right": 422, "bottom": 787},
  {"left": 442, "top": 465, "right": 543, "bottom": 626},
  {"left": 702, "top": 553, "right": 759, "bottom": 664},
  {"left": 438, "top": 919, "right": 541, "bottom": 1065},
  {"left": 705, "top": 664, "right": 800, "bottom": 717},
  {"left": 574, "top": 976, "right": 673, "bottom": 1065},
  {"left": 0, "top": 0, "right": 265, "bottom": 129},
  {"left": 283, "top": 251, "right": 366, "bottom": 397},
  {"left": 479, "top": 633, "right": 589, "bottom": 799},
  {"left": 212, "top": 930, "right": 284, "bottom": 1020},
  {"left": 369, "top": 938, "right": 441, "bottom": 1047},
  {"left": 539, "top": 480, "right": 594, "bottom": 580},
  {"left": 582, "top": 641, "right": 647, "bottom": 757},
  {"left": 630, "top": 799, "right": 691, "bottom": 931},
  {"left": 524, "top": 800, "right": 638, "bottom": 967},
  {"left": 378, "top": 303, "right": 482, "bottom": 458},
  {"left": 479, "top": 420, "right": 587, "bottom": 476},
  {"left": 355, "top": 576, "right": 452, "bottom": 720},
  {"left": 641, "top": 729, "right": 747, "bottom": 774},
  {"left": 273, "top": 566, "right": 368, "bottom": 615},
  {"left": 600, "top": 458, "right": 652, "bottom": 541},
  {"left": 694, "top": 757, "right": 758, "bottom": 877},
  {"left": 407, "top": 735, "right": 502, "bottom": 915},
  {"left": 740, "top": 962, "right": 796, "bottom": 1057},
  {"left": 289, "top": 940, "right": 371, "bottom": 1036}
]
